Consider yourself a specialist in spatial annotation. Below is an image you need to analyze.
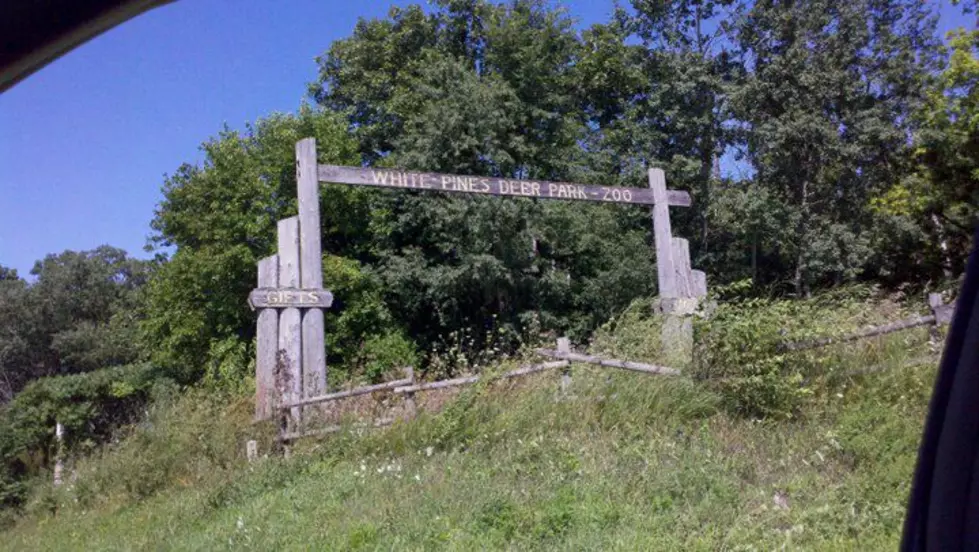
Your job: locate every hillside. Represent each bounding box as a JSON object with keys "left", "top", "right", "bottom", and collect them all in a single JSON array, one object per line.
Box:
[{"left": 0, "top": 290, "right": 942, "bottom": 550}]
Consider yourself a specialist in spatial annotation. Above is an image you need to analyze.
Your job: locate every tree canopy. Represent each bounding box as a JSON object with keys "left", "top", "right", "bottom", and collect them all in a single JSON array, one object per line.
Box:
[{"left": 0, "top": 247, "right": 149, "bottom": 402}]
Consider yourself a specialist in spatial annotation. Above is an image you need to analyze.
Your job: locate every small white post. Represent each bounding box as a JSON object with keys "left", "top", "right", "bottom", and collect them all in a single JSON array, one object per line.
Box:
[
  {"left": 928, "top": 292, "right": 945, "bottom": 343},
  {"left": 53, "top": 422, "right": 64, "bottom": 487},
  {"left": 246, "top": 440, "right": 258, "bottom": 462},
  {"left": 558, "top": 337, "right": 572, "bottom": 395}
]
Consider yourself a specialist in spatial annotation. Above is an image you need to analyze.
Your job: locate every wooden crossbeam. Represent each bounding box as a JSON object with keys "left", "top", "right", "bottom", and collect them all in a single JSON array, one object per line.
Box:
[
  {"left": 392, "top": 361, "right": 570, "bottom": 394},
  {"left": 318, "top": 165, "right": 691, "bottom": 207}
]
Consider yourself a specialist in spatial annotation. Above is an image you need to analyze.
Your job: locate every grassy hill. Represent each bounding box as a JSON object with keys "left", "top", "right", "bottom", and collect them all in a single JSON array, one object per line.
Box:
[{"left": 0, "top": 290, "right": 941, "bottom": 550}]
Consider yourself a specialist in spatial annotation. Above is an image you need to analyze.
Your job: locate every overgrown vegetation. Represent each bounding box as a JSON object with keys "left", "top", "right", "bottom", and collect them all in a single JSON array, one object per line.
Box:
[
  {"left": 0, "top": 290, "right": 940, "bottom": 549},
  {"left": 693, "top": 285, "right": 936, "bottom": 418}
]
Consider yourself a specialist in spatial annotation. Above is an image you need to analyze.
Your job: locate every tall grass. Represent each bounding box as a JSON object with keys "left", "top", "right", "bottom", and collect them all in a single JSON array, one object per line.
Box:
[{"left": 0, "top": 288, "right": 941, "bottom": 549}]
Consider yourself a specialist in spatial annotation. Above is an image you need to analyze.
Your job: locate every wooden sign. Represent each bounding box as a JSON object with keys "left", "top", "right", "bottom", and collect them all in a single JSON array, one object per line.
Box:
[
  {"left": 248, "top": 288, "right": 334, "bottom": 309},
  {"left": 318, "top": 165, "right": 691, "bottom": 207},
  {"left": 253, "top": 138, "right": 709, "bottom": 425}
]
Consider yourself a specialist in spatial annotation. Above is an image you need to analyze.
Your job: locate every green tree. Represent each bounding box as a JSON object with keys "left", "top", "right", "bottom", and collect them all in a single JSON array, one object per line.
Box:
[
  {"left": 0, "top": 271, "right": 32, "bottom": 402},
  {"left": 0, "top": 247, "right": 149, "bottom": 401},
  {"left": 312, "top": 0, "right": 659, "bottom": 359},
  {"left": 141, "top": 107, "right": 399, "bottom": 382},
  {"left": 573, "top": 1, "right": 741, "bottom": 284},
  {"left": 731, "top": 0, "right": 942, "bottom": 294},
  {"left": 874, "top": 28, "right": 979, "bottom": 279}
]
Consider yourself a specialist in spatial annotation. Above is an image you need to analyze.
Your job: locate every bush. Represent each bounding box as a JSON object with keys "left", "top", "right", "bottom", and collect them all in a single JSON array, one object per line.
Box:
[
  {"left": 588, "top": 298, "right": 665, "bottom": 362},
  {"left": 692, "top": 285, "right": 917, "bottom": 419},
  {"left": 202, "top": 337, "right": 253, "bottom": 395},
  {"left": 353, "top": 332, "right": 419, "bottom": 383},
  {"left": 68, "top": 390, "right": 259, "bottom": 507},
  {"left": 0, "top": 363, "right": 170, "bottom": 510},
  {"left": 693, "top": 297, "right": 808, "bottom": 418}
]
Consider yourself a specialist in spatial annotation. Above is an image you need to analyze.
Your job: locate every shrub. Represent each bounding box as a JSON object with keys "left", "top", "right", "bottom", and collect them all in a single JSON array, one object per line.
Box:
[
  {"left": 353, "top": 332, "right": 419, "bottom": 383},
  {"left": 0, "top": 363, "right": 170, "bottom": 510},
  {"left": 202, "top": 337, "right": 253, "bottom": 395},
  {"left": 21, "top": 389, "right": 262, "bottom": 517},
  {"left": 692, "top": 285, "right": 910, "bottom": 419}
]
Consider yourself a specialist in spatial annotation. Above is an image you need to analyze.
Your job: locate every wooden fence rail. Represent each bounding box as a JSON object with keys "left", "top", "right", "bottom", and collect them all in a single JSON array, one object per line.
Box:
[
  {"left": 780, "top": 314, "right": 938, "bottom": 352},
  {"left": 280, "top": 417, "right": 396, "bottom": 442},
  {"left": 393, "top": 360, "right": 570, "bottom": 395},
  {"left": 274, "top": 338, "right": 680, "bottom": 443},
  {"left": 279, "top": 375, "right": 413, "bottom": 410},
  {"left": 534, "top": 349, "right": 682, "bottom": 376},
  {"left": 780, "top": 293, "right": 954, "bottom": 353}
]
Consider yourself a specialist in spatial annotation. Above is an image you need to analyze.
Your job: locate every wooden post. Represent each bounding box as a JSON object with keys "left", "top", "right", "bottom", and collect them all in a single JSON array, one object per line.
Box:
[
  {"left": 649, "top": 168, "right": 677, "bottom": 299},
  {"left": 277, "top": 217, "right": 303, "bottom": 427},
  {"left": 297, "top": 138, "right": 327, "bottom": 398},
  {"left": 558, "top": 337, "right": 572, "bottom": 395},
  {"left": 928, "top": 292, "right": 944, "bottom": 343},
  {"left": 246, "top": 440, "right": 258, "bottom": 462},
  {"left": 650, "top": 169, "right": 697, "bottom": 366},
  {"left": 403, "top": 366, "right": 417, "bottom": 419},
  {"left": 255, "top": 255, "right": 279, "bottom": 420},
  {"left": 671, "top": 237, "right": 693, "bottom": 299},
  {"left": 691, "top": 270, "right": 707, "bottom": 299},
  {"left": 53, "top": 421, "right": 64, "bottom": 487}
]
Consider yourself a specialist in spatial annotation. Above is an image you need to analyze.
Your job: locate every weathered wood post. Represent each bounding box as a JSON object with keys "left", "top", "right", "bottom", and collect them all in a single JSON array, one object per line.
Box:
[
  {"left": 277, "top": 217, "right": 303, "bottom": 427},
  {"left": 403, "top": 366, "right": 417, "bottom": 419},
  {"left": 297, "top": 138, "right": 327, "bottom": 398},
  {"left": 649, "top": 168, "right": 705, "bottom": 367},
  {"left": 252, "top": 139, "right": 333, "bottom": 429},
  {"left": 649, "top": 169, "right": 677, "bottom": 300},
  {"left": 558, "top": 337, "right": 572, "bottom": 395},
  {"left": 255, "top": 256, "right": 279, "bottom": 420},
  {"left": 928, "top": 292, "right": 953, "bottom": 344}
]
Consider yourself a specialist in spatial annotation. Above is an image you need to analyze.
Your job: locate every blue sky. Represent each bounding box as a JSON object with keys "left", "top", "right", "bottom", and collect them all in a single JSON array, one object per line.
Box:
[{"left": 0, "top": 1, "right": 970, "bottom": 277}]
